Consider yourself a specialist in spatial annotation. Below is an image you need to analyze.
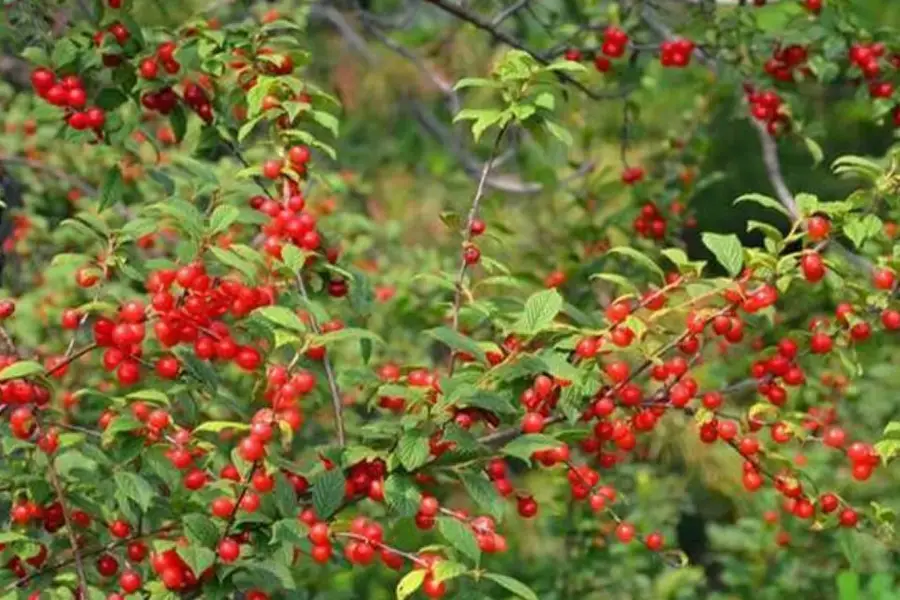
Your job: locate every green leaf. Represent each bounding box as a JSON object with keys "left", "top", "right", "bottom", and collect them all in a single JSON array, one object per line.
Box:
[
  {"left": 384, "top": 474, "right": 422, "bottom": 517},
  {"left": 113, "top": 472, "right": 155, "bottom": 511},
  {"left": 208, "top": 205, "right": 240, "bottom": 235},
  {"left": 483, "top": 573, "right": 540, "bottom": 600},
  {"left": 101, "top": 415, "right": 143, "bottom": 445},
  {"left": 176, "top": 545, "right": 216, "bottom": 577},
  {"left": 51, "top": 38, "right": 78, "bottom": 69},
  {"left": 805, "top": 136, "right": 824, "bottom": 167},
  {"left": 254, "top": 306, "right": 306, "bottom": 333},
  {"left": 209, "top": 246, "right": 258, "bottom": 282},
  {"left": 397, "top": 569, "right": 427, "bottom": 600},
  {"left": 590, "top": 272, "right": 639, "bottom": 294},
  {"left": 843, "top": 214, "right": 882, "bottom": 249},
  {"left": 837, "top": 570, "right": 859, "bottom": 600},
  {"left": 55, "top": 450, "right": 98, "bottom": 477},
  {"left": 312, "top": 468, "right": 344, "bottom": 519},
  {"left": 607, "top": 246, "right": 665, "bottom": 281},
  {"left": 734, "top": 193, "right": 792, "bottom": 219},
  {"left": 437, "top": 516, "right": 480, "bottom": 561},
  {"left": 95, "top": 88, "right": 129, "bottom": 111},
  {"left": 273, "top": 473, "right": 297, "bottom": 519},
  {"left": 501, "top": 434, "right": 560, "bottom": 464},
  {"left": 191, "top": 421, "right": 251, "bottom": 434},
  {"left": 0, "top": 361, "right": 44, "bottom": 381},
  {"left": 432, "top": 560, "right": 468, "bottom": 583},
  {"left": 512, "top": 289, "right": 563, "bottom": 335},
  {"left": 426, "top": 327, "right": 486, "bottom": 363},
  {"left": 270, "top": 519, "right": 308, "bottom": 547},
  {"left": 183, "top": 514, "right": 220, "bottom": 548},
  {"left": 281, "top": 244, "right": 310, "bottom": 272},
  {"left": 544, "top": 120, "right": 572, "bottom": 146},
  {"left": 314, "top": 327, "right": 384, "bottom": 346},
  {"left": 701, "top": 232, "right": 744, "bottom": 276},
  {"left": 170, "top": 104, "right": 187, "bottom": 142},
  {"left": 309, "top": 110, "right": 340, "bottom": 137},
  {"left": 454, "top": 108, "right": 505, "bottom": 142},
  {"left": 453, "top": 77, "right": 501, "bottom": 90},
  {"left": 397, "top": 430, "right": 430, "bottom": 471},
  {"left": 459, "top": 472, "right": 505, "bottom": 521}
]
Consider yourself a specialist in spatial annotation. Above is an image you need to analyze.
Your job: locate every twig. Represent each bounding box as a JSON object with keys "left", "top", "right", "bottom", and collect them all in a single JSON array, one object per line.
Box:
[
  {"left": 3, "top": 525, "right": 177, "bottom": 591},
  {"left": 283, "top": 178, "right": 346, "bottom": 447},
  {"left": 41, "top": 418, "right": 89, "bottom": 595},
  {"left": 448, "top": 124, "right": 509, "bottom": 375},
  {"left": 491, "top": 0, "right": 530, "bottom": 25}
]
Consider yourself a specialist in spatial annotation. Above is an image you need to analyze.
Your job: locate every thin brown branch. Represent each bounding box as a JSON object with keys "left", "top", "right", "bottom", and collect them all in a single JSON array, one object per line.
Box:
[
  {"left": 282, "top": 179, "right": 346, "bottom": 447},
  {"left": 41, "top": 417, "right": 89, "bottom": 595},
  {"left": 448, "top": 124, "right": 509, "bottom": 375},
  {"left": 3, "top": 525, "right": 177, "bottom": 592}
]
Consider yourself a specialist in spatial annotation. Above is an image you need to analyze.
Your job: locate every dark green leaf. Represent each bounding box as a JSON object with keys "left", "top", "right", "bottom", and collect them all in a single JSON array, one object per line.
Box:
[
  {"left": 311, "top": 468, "right": 344, "bottom": 519},
  {"left": 437, "top": 516, "right": 480, "bottom": 562}
]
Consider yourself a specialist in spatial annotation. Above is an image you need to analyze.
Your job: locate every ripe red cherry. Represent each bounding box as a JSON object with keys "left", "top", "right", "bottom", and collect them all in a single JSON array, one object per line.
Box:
[
  {"left": 119, "top": 570, "right": 142, "bottom": 593},
  {"left": 235, "top": 346, "right": 262, "bottom": 370},
  {"left": 239, "top": 435, "right": 266, "bottom": 461},
  {"left": 838, "top": 507, "right": 859, "bottom": 527},
  {"left": 139, "top": 58, "right": 159, "bottom": 79},
  {"left": 155, "top": 355, "right": 180, "bottom": 379},
  {"left": 819, "top": 493, "right": 839, "bottom": 513},
  {"left": 521, "top": 412, "right": 544, "bottom": 433},
  {"left": 96, "top": 554, "right": 119, "bottom": 577},
  {"left": 0, "top": 300, "right": 14, "bottom": 319},
  {"left": 109, "top": 519, "right": 131, "bottom": 538},
  {"left": 287, "top": 145, "right": 310, "bottom": 166},
  {"left": 31, "top": 68, "right": 55, "bottom": 93},
  {"left": 809, "top": 332, "right": 832, "bottom": 354},
  {"left": 217, "top": 538, "right": 241, "bottom": 563},
  {"left": 262, "top": 160, "right": 282, "bottom": 179},
  {"left": 463, "top": 245, "right": 481, "bottom": 265},
  {"left": 615, "top": 522, "right": 636, "bottom": 543},
  {"left": 211, "top": 497, "right": 235, "bottom": 518},
  {"left": 882, "top": 309, "right": 900, "bottom": 330},
  {"left": 470, "top": 218, "right": 486, "bottom": 236},
  {"left": 800, "top": 253, "right": 825, "bottom": 282},
  {"left": 517, "top": 495, "right": 538, "bottom": 518},
  {"left": 873, "top": 268, "right": 895, "bottom": 290},
  {"left": 644, "top": 532, "right": 664, "bottom": 551},
  {"left": 806, "top": 215, "right": 830, "bottom": 240}
]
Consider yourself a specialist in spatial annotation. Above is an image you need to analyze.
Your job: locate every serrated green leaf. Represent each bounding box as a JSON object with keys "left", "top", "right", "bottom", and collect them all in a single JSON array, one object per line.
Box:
[
  {"left": 0, "top": 360, "right": 44, "bottom": 381},
  {"left": 607, "top": 246, "right": 665, "bottom": 281},
  {"left": 734, "top": 193, "right": 792, "bottom": 219},
  {"left": 512, "top": 289, "right": 563, "bottom": 335},
  {"left": 397, "top": 430, "right": 430, "bottom": 471},
  {"left": 483, "top": 573, "right": 540, "bottom": 600},
  {"left": 701, "top": 232, "right": 744, "bottom": 277},
  {"left": 113, "top": 472, "right": 155, "bottom": 511},
  {"left": 437, "top": 517, "right": 480, "bottom": 562},
  {"left": 254, "top": 306, "right": 307, "bottom": 333},
  {"left": 312, "top": 468, "right": 344, "bottom": 519},
  {"left": 183, "top": 514, "right": 220, "bottom": 547}
]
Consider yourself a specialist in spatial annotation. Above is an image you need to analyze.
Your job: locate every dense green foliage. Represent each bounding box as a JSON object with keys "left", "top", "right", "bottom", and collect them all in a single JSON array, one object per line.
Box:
[{"left": 1, "top": 1, "right": 900, "bottom": 599}]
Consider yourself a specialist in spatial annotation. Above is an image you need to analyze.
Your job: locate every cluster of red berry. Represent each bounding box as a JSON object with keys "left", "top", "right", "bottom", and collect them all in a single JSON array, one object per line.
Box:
[
  {"left": 29, "top": 68, "right": 105, "bottom": 132},
  {"left": 764, "top": 44, "right": 810, "bottom": 82},
  {"left": 745, "top": 86, "right": 790, "bottom": 135}
]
